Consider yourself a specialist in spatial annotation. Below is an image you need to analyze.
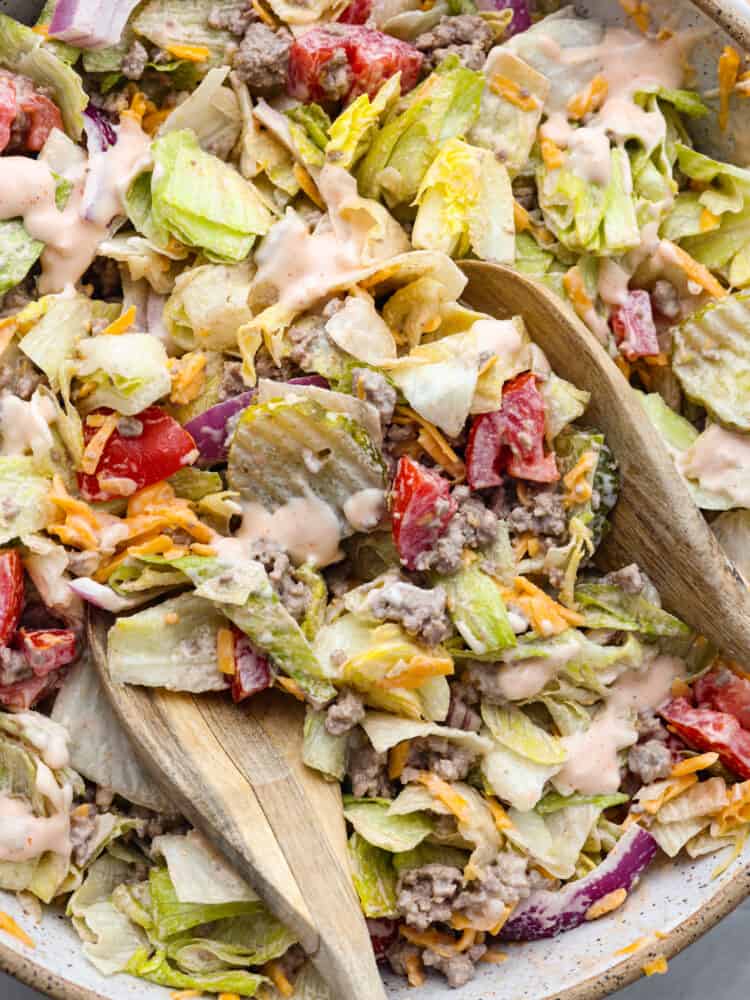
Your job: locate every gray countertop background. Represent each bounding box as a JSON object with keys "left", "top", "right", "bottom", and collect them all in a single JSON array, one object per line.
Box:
[{"left": 2, "top": 898, "right": 749, "bottom": 1000}]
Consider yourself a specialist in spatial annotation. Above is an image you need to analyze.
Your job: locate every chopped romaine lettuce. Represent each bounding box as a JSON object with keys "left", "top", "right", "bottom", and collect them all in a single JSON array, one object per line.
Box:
[
  {"left": 74, "top": 333, "right": 171, "bottom": 416},
  {"left": 153, "top": 830, "right": 258, "bottom": 905},
  {"left": 440, "top": 563, "right": 516, "bottom": 654},
  {"left": 302, "top": 707, "right": 348, "bottom": 781},
  {"left": 360, "top": 712, "right": 491, "bottom": 756},
  {"left": 0, "top": 456, "right": 54, "bottom": 544},
  {"left": 481, "top": 703, "right": 568, "bottom": 765},
  {"left": 18, "top": 294, "right": 90, "bottom": 391},
  {"left": 157, "top": 67, "right": 242, "bottom": 158},
  {"left": 482, "top": 744, "right": 560, "bottom": 812},
  {"left": 164, "top": 261, "right": 253, "bottom": 351},
  {"left": 344, "top": 797, "right": 434, "bottom": 852},
  {"left": 348, "top": 832, "right": 398, "bottom": 919},
  {"left": 131, "top": 0, "right": 244, "bottom": 67},
  {"left": 125, "top": 946, "right": 268, "bottom": 997},
  {"left": 326, "top": 75, "right": 401, "bottom": 171},
  {"left": 573, "top": 583, "right": 691, "bottom": 636}
]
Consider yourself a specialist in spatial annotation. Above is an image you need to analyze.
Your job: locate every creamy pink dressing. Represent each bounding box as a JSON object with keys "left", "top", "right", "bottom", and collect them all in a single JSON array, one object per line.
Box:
[
  {"left": 0, "top": 117, "right": 150, "bottom": 294},
  {"left": 0, "top": 391, "right": 56, "bottom": 459},
  {"left": 555, "top": 653, "right": 685, "bottom": 795},
  {"left": 470, "top": 318, "right": 528, "bottom": 361},
  {"left": 342, "top": 489, "right": 386, "bottom": 533},
  {"left": 679, "top": 424, "right": 750, "bottom": 508},
  {"left": 539, "top": 28, "right": 687, "bottom": 186},
  {"left": 238, "top": 498, "right": 343, "bottom": 567},
  {"left": 0, "top": 763, "right": 72, "bottom": 863},
  {"left": 494, "top": 637, "right": 583, "bottom": 701},
  {"left": 14, "top": 714, "right": 70, "bottom": 770},
  {"left": 597, "top": 258, "right": 631, "bottom": 308}
]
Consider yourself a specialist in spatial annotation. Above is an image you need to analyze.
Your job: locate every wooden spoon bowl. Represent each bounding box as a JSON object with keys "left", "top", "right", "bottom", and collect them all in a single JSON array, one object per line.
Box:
[
  {"left": 88, "top": 610, "right": 387, "bottom": 1000},
  {"left": 460, "top": 260, "right": 750, "bottom": 664}
]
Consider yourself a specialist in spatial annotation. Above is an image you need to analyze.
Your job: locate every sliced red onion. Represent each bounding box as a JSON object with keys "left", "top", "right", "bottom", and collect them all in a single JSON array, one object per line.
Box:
[
  {"left": 231, "top": 633, "right": 272, "bottom": 702},
  {"left": 501, "top": 826, "right": 658, "bottom": 941},
  {"left": 184, "top": 376, "right": 330, "bottom": 467},
  {"left": 49, "top": 0, "right": 142, "bottom": 49},
  {"left": 476, "top": 0, "right": 531, "bottom": 35},
  {"left": 84, "top": 105, "right": 117, "bottom": 151},
  {"left": 69, "top": 577, "right": 151, "bottom": 613}
]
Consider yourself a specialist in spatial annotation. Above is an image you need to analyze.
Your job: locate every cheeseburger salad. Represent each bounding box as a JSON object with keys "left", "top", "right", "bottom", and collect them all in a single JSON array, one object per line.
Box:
[{"left": 0, "top": 0, "right": 749, "bottom": 995}]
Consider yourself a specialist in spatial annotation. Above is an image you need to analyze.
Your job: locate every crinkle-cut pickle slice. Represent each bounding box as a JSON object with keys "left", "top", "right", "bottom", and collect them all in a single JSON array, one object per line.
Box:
[{"left": 227, "top": 398, "right": 387, "bottom": 533}]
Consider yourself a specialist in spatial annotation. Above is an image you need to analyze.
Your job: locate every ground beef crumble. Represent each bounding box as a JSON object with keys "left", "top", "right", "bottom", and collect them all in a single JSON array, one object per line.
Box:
[
  {"left": 367, "top": 579, "right": 451, "bottom": 647},
  {"left": 415, "top": 15, "right": 495, "bottom": 72},
  {"left": 400, "top": 736, "right": 478, "bottom": 784},
  {"left": 233, "top": 23, "right": 293, "bottom": 94},
  {"left": 347, "top": 731, "right": 394, "bottom": 798},
  {"left": 247, "top": 540, "right": 311, "bottom": 622},
  {"left": 414, "top": 486, "right": 499, "bottom": 575},
  {"left": 325, "top": 687, "right": 365, "bottom": 736},
  {"left": 352, "top": 367, "right": 397, "bottom": 428}
]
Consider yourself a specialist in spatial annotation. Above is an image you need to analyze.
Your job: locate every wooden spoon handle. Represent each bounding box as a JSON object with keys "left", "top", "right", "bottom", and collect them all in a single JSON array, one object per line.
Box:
[{"left": 460, "top": 262, "right": 750, "bottom": 664}]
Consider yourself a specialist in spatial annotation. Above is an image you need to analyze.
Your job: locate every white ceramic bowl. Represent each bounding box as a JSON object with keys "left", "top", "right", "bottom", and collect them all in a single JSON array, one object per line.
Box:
[{"left": 1, "top": 1, "right": 749, "bottom": 998}]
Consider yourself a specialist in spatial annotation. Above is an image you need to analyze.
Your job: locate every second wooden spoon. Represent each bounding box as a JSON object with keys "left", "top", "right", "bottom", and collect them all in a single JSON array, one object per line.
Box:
[
  {"left": 88, "top": 609, "right": 387, "bottom": 1000},
  {"left": 460, "top": 260, "right": 750, "bottom": 664}
]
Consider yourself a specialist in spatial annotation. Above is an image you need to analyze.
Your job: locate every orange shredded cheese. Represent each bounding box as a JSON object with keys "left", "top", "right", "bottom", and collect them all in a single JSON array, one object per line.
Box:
[
  {"left": 252, "top": 0, "right": 278, "bottom": 26},
  {"left": 170, "top": 991, "right": 201, "bottom": 1000},
  {"left": 263, "top": 961, "right": 294, "bottom": 998},
  {"left": 293, "top": 162, "right": 325, "bottom": 210},
  {"left": 563, "top": 266, "right": 593, "bottom": 314},
  {"left": 142, "top": 108, "right": 172, "bottom": 135},
  {"left": 164, "top": 612, "right": 180, "bottom": 625},
  {"left": 401, "top": 926, "right": 461, "bottom": 958},
  {"left": 123, "top": 90, "right": 153, "bottom": 124},
  {"left": 512, "top": 200, "right": 554, "bottom": 244},
  {"left": 499, "top": 576, "right": 585, "bottom": 637},
  {"left": 585, "top": 888, "right": 627, "bottom": 921},
  {"left": 540, "top": 136, "right": 565, "bottom": 170},
  {"left": 379, "top": 653, "right": 454, "bottom": 690},
  {"left": 619, "top": 0, "right": 650, "bottom": 33},
  {"left": 0, "top": 911, "right": 34, "bottom": 948},
  {"left": 47, "top": 475, "right": 104, "bottom": 550},
  {"left": 562, "top": 450, "right": 596, "bottom": 508},
  {"left": 661, "top": 240, "right": 727, "bottom": 298},
  {"left": 170, "top": 350, "right": 208, "bottom": 406},
  {"left": 396, "top": 406, "right": 465, "bottom": 479},
  {"left": 165, "top": 43, "right": 211, "bottom": 63},
  {"left": 718, "top": 45, "right": 741, "bottom": 130},
  {"left": 639, "top": 773, "right": 698, "bottom": 816},
  {"left": 32, "top": 24, "right": 50, "bottom": 35},
  {"left": 642, "top": 955, "right": 668, "bottom": 976},
  {"left": 102, "top": 305, "right": 137, "bottom": 336},
  {"left": 415, "top": 772, "right": 470, "bottom": 824},
  {"left": 671, "top": 752, "right": 720, "bottom": 778},
  {"left": 219, "top": 994, "right": 242, "bottom": 1000},
  {"left": 615, "top": 936, "right": 651, "bottom": 957},
  {"left": 191, "top": 543, "right": 218, "bottom": 557},
  {"left": 481, "top": 949, "right": 508, "bottom": 964},
  {"left": 276, "top": 676, "right": 306, "bottom": 701},
  {"left": 487, "top": 797, "right": 513, "bottom": 832},
  {"left": 567, "top": 75, "right": 609, "bottom": 119},
  {"left": 217, "top": 628, "right": 236, "bottom": 676},
  {"left": 389, "top": 740, "right": 411, "bottom": 780},
  {"left": 489, "top": 74, "right": 539, "bottom": 111},
  {"left": 699, "top": 207, "right": 720, "bottom": 232},
  {"left": 711, "top": 780, "right": 750, "bottom": 835},
  {"left": 404, "top": 951, "right": 426, "bottom": 987},
  {"left": 80, "top": 412, "right": 120, "bottom": 476}
]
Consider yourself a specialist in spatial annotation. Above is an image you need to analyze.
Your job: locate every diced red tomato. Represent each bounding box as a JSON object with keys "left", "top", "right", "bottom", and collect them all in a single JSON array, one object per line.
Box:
[
  {"left": 288, "top": 25, "right": 423, "bottom": 104},
  {"left": 367, "top": 918, "right": 398, "bottom": 961},
  {"left": 78, "top": 407, "right": 198, "bottom": 502},
  {"left": 466, "top": 411, "right": 505, "bottom": 490},
  {"left": 659, "top": 697, "right": 750, "bottom": 779},
  {"left": 390, "top": 456, "right": 456, "bottom": 571},
  {"left": 0, "top": 75, "right": 16, "bottom": 153},
  {"left": 0, "top": 550, "right": 24, "bottom": 646},
  {"left": 501, "top": 372, "right": 559, "bottom": 483},
  {"left": 466, "top": 373, "right": 558, "bottom": 487},
  {"left": 611, "top": 290, "right": 660, "bottom": 361},
  {"left": 0, "top": 673, "right": 60, "bottom": 711},
  {"left": 338, "top": 0, "right": 373, "bottom": 24},
  {"left": 17, "top": 628, "right": 78, "bottom": 677},
  {"left": 18, "top": 92, "right": 63, "bottom": 152},
  {"left": 694, "top": 666, "right": 750, "bottom": 730},
  {"left": 231, "top": 631, "right": 272, "bottom": 703}
]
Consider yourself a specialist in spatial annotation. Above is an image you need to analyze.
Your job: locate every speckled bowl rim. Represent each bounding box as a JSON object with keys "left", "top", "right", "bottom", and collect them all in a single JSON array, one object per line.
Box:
[{"left": 1, "top": 1, "right": 750, "bottom": 998}]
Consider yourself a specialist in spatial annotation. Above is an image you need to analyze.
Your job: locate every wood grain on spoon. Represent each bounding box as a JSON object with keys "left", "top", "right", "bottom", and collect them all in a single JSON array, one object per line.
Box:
[
  {"left": 88, "top": 611, "right": 387, "bottom": 1000},
  {"left": 460, "top": 261, "right": 750, "bottom": 664}
]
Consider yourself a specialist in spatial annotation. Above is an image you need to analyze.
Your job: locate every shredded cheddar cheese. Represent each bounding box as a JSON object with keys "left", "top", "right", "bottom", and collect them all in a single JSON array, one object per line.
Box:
[
  {"left": 712, "top": 824, "right": 749, "bottom": 878},
  {"left": 80, "top": 413, "right": 120, "bottom": 476},
  {"left": 499, "top": 576, "right": 585, "bottom": 637},
  {"left": 263, "top": 961, "right": 294, "bottom": 998},
  {"left": 563, "top": 266, "right": 597, "bottom": 327},
  {"left": 415, "top": 772, "right": 470, "bottom": 824},
  {"left": 293, "top": 162, "right": 325, "bottom": 209},
  {"left": 712, "top": 780, "right": 750, "bottom": 835},
  {"left": 164, "top": 612, "right": 180, "bottom": 625},
  {"left": 142, "top": 108, "right": 172, "bottom": 135},
  {"left": 660, "top": 240, "right": 727, "bottom": 298},
  {"left": 165, "top": 43, "right": 211, "bottom": 63},
  {"left": 481, "top": 949, "right": 508, "bottom": 964},
  {"left": 540, "top": 136, "right": 565, "bottom": 170},
  {"left": 217, "top": 628, "right": 236, "bottom": 676},
  {"left": 619, "top": 0, "right": 650, "bottom": 33},
  {"left": 32, "top": 23, "right": 49, "bottom": 35},
  {"left": 489, "top": 74, "right": 540, "bottom": 111},
  {"left": 585, "top": 888, "right": 627, "bottom": 921},
  {"left": 379, "top": 653, "right": 454, "bottom": 690},
  {"left": 567, "top": 75, "right": 609, "bottom": 119},
  {"left": 615, "top": 936, "right": 651, "bottom": 957},
  {"left": 219, "top": 994, "right": 242, "bottom": 1000},
  {"left": 396, "top": 406, "right": 465, "bottom": 479},
  {"left": 252, "top": 0, "right": 278, "bottom": 26},
  {"left": 102, "top": 305, "right": 137, "bottom": 336},
  {"left": 170, "top": 991, "right": 201, "bottom": 1000},
  {"left": 562, "top": 450, "right": 596, "bottom": 508},
  {"left": 0, "top": 911, "right": 34, "bottom": 948},
  {"left": 513, "top": 200, "right": 555, "bottom": 244},
  {"left": 642, "top": 955, "right": 668, "bottom": 976},
  {"left": 404, "top": 951, "right": 426, "bottom": 987},
  {"left": 388, "top": 740, "right": 411, "bottom": 780},
  {"left": 639, "top": 773, "right": 698, "bottom": 816},
  {"left": 276, "top": 676, "right": 306, "bottom": 701},
  {"left": 699, "top": 207, "right": 720, "bottom": 232},
  {"left": 718, "top": 45, "right": 741, "bottom": 130},
  {"left": 170, "top": 350, "right": 208, "bottom": 405},
  {"left": 487, "top": 797, "right": 513, "bottom": 831},
  {"left": 671, "top": 752, "right": 718, "bottom": 777}
]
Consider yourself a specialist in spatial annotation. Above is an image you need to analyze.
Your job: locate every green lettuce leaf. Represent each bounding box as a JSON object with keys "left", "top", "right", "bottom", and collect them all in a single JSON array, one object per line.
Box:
[
  {"left": 18, "top": 294, "right": 90, "bottom": 391},
  {"left": 481, "top": 703, "right": 568, "bottom": 765},
  {"left": 392, "top": 842, "right": 469, "bottom": 873},
  {"left": 164, "top": 261, "right": 253, "bottom": 351},
  {"left": 360, "top": 712, "right": 491, "bottom": 757},
  {"left": 149, "top": 867, "right": 262, "bottom": 939},
  {"left": 440, "top": 563, "right": 516, "bottom": 654},
  {"left": 157, "top": 67, "right": 241, "bottom": 159},
  {"left": 126, "top": 946, "right": 268, "bottom": 996},
  {"left": 131, "top": 0, "right": 244, "bottom": 67},
  {"left": 0, "top": 456, "right": 54, "bottom": 544},
  {"left": 343, "top": 797, "right": 434, "bottom": 852},
  {"left": 348, "top": 832, "right": 399, "bottom": 918},
  {"left": 326, "top": 75, "right": 401, "bottom": 171},
  {"left": 302, "top": 707, "right": 348, "bottom": 781},
  {"left": 166, "top": 909, "right": 296, "bottom": 971},
  {"left": 481, "top": 744, "right": 559, "bottom": 811},
  {"left": 0, "top": 14, "right": 87, "bottom": 136},
  {"left": 536, "top": 790, "right": 629, "bottom": 814},
  {"left": 505, "top": 803, "right": 600, "bottom": 879},
  {"left": 153, "top": 830, "right": 258, "bottom": 906},
  {"left": 75, "top": 333, "right": 171, "bottom": 415},
  {"left": 573, "top": 583, "right": 690, "bottom": 636},
  {"left": 541, "top": 372, "right": 590, "bottom": 443}
]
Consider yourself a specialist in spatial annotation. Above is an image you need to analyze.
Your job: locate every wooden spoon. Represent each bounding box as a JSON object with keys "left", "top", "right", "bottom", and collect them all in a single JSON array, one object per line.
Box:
[
  {"left": 88, "top": 610, "right": 387, "bottom": 1000},
  {"left": 460, "top": 260, "right": 750, "bottom": 664}
]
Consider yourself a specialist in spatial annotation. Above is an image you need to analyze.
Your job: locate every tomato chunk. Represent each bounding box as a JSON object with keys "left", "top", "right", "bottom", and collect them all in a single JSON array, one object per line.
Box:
[
  {"left": 611, "top": 290, "right": 660, "bottom": 361},
  {"left": 0, "top": 673, "right": 60, "bottom": 711},
  {"left": 0, "top": 74, "right": 16, "bottom": 153},
  {"left": 367, "top": 918, "right": 398, "bottom": 961},
  {"left": 17, "top": 628, "right": 78, "bottom": 677},
  {"left": 231, "top": 631, "right": 272, "bottom": 703},
  {"left": 338, "top": 0, "right": 373, "bottom": 24},
  {"left": 694, "top": 666, "right": 750, "bottom": 729},
  {"left": 391, "top": 456, "right": 456, "bottom": 571},
  {"left": 466, "top": 373, "right": 558, "bottom": 487},
  {"left": 660, "top": 697, "right": 750, "bottom": 779},
  {"left": 18, "top": 92, "right": 63, "bottom": 152},
  {"left": 288, "top": 25, "right": 423, "bottom": 104},
  {"left": 0, "top": 549, "right": 24, "bottom": 646},
  {"left": 79, "top": 407, "right": 198, "bottom": 502}
]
